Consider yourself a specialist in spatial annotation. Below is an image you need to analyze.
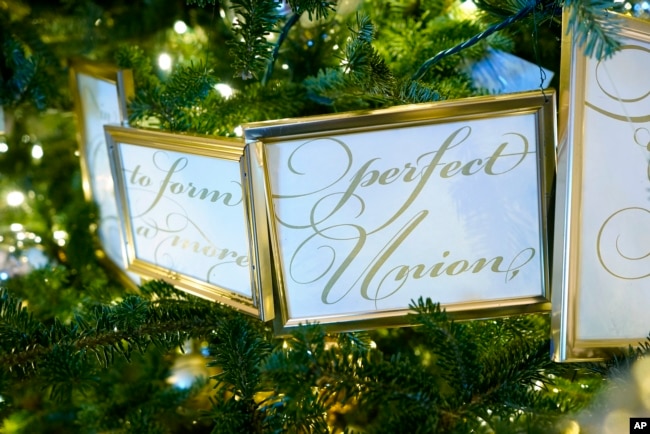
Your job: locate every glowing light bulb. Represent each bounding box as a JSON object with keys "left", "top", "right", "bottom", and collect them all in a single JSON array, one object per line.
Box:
[
  {"left": 214, "top": 83, "right": 234, "bottom": 99},
  {"left": 31, "top": 144, "right": 43, "bottom": 159},
  {"left": 234, "top": 125, "right": 243, "bottom": 137},
  {"left": 460, "top": 0, "right": 477, "bottom": 13},
  {"left": 158, "top": 53, "right": 172, "bottom": 71},
  {"left": 53, "top": 230, "right": 68, "bottom": 246},
  {"left": 6, "top": 191, "right": 25, "bottom": 207},
  {"left": 0, "top": 142, "right": 8, "bottom": 153},
  {"left": 174, "top": 20, "right": 188, "bottom": 34},
  {"left": 10, "top": 223, "right": 23, "bottom": 232}
]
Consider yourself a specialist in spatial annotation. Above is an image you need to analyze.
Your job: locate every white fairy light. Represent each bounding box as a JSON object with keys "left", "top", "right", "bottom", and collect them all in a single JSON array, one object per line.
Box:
[
  {"left": 53, "top": 230, "right": 68, "bottom": 246},
  {"left": 281, "top": 63, "right": 289, "bottom": 70},
  {"left": 0, "top": 141, "right": 8, "bottom": 153},
  {"left": 214, "top": 83, "right": 234, "bottom": 99},
  {"left": 234, "top": 125, "right": 243, "bottom": 137},
  {"left": 6, "top": 191, "right": 25, "bottom": 207},
  {"left": 10, "top": 223, "right": 23, "bottom": 232},
  {"left": 174, "top": 20, "right": 188, "bottom": 34},
  {"left": 158, "top": 53, "right": 173, "bottom": 71},
  {"left": 459, "top": 0, "right": 477, "bottom": 13},
  {"left": 31, "top": 144, "right": 43, "bottom": 159}
]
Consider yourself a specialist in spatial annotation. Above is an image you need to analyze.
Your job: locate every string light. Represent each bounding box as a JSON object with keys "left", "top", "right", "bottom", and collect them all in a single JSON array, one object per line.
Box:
[
  {"left": 234, "top": 125, "right": 243, "bottom": 137},
  {"left": 158, "top": 53, "right": 172, "bottom": 71},
  {"left": 6, "top": 191, "right": 25, "bottom": 207},
  {"left": 0, "top": 141, "right": 8, "bottom": 153},
  {"left": 458, "top": 0, "right": 478, "bottom": 18},
  {"left": 214, "top": 83, "right": 234, "bottom": 99},
  {"left": 173, "top": 20, "right": 188, "bottom": 34},
  {"left": 53, "top": 230, "right": 68, "bottom": 246},
  {"left": 31, "top": 143, "right": 43, "bottom": 159}
]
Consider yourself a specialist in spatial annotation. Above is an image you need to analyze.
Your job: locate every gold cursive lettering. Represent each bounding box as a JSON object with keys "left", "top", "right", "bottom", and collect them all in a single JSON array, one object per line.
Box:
[
  {"left": 597, "top": 207, "right": 650, "bottom": 280},
  {"left": 169, "top": 235, "right": 248, "bottom": 266},
  {"left": 130, "top": 153, "right": 243, "bottom": 216}
]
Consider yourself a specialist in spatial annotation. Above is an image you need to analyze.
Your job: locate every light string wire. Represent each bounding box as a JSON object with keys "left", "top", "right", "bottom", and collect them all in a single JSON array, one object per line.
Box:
[
  {"left": 263, "top": 12, "right": 301, "bottom": 86},
  {"left": 410, "top": 0, "right": 541, "bottom": 81},
  {"left": 531, "top": 2, "right": 549, "bottom": 101}
]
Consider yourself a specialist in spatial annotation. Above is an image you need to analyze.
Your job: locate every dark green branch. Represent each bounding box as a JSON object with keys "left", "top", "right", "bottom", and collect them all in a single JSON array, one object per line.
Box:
[
  {"left": 411, "top": 0, "right": 538, "bottom": 81},
  {"left": 262, "top": 12, "right": 301, "bottom": 86}
]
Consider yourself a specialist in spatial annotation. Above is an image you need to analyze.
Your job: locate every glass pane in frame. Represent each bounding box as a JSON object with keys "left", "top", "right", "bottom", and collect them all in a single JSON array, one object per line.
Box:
[
  {"left": 552, "top": 12, "right": 650, "bottom": 362},
  {"left": 105, "top": 125, "right": 270, "bottom": 318},
  {"left": 245, "top": 90, "right": 556, "bottom": 333},
  {"left": 69, "top": 58, "right": 139, "bottom": 287}
]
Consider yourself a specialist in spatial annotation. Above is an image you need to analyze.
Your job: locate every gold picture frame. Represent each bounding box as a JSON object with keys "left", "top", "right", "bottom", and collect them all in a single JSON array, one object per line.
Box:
[
  {"left": 105, "top": 125, "right": 273, "bottom": 319},
  {"left": 69, "top": 58, "right": 139, "bottom": 288},
  {"left": 552, "top": 12, "right": 650, "bottom": 361},
  {"left": 245, "top": 90, "right": 556, "bottom": 333}
]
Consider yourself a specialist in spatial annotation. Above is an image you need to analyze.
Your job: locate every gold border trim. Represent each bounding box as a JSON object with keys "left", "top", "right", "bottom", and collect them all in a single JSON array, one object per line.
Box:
[
  {"left": 552, "top": 11, "right": 650, "bottom": 362},
  {"left": 69, "top": 58, "right": 137, "bottom": 290},
  {"left": 104, "top": 125, "right": 269, "bottom": 319},
  {"left": 245, "top": 90, "right": 556, "bottom": 334}
]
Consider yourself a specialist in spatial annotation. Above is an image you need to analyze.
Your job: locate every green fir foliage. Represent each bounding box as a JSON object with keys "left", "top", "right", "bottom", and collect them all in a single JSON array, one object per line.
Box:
[
  {"left": 0, "top": 10, "right": 61, "bottom": 110},
  {"left": 226, "top": 0, "right": 284, "bottom": 80},
  {"left": 565, "top": 0, "right": 623, "bottom": 58}
]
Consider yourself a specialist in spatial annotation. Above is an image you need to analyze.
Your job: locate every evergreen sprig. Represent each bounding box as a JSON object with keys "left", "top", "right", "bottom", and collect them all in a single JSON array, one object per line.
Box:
[
  {"left": 227, "top": 0, "right": 284, "bottom": 80},
  {"left": 126, "top": 61, "right": 216, "bottom": 131},
  {"left": 303, "top": 14, "right": 398, "bottom": 109},
  {"left": 565, "top": 0, "right": 622, "bottom": 59},
  {"left": 304, "top": 13, "right": 482, "bottom": 110},
  {"left": 0, "top": 24, "right": 58, "bottom": 110},
  {"left": 0, "top": 282, "right": 240, "bottom": 386},
  {"left": 207, "top": 315, "right": 273, "bottom": 432},
  {"left": 287, "top": 0, "right": 336, "bottom": 20}
]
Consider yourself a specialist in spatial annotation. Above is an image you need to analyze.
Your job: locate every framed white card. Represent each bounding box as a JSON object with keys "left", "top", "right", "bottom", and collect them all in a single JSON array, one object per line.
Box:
[
  {"left": 69, "top": 58, "right": 140, "bottom": 287},
  {"left": 105, "top": 125, "right": 272, "bottom": 318},
  {"left": 552, "top": 12, "right": 650, "bottom": 361},
  {"left": 245, "top": 90, "right": 556, "bottom": 333}
]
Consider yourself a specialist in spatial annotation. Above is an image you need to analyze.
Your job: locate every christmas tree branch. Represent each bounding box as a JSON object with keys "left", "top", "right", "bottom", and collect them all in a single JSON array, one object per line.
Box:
[
  {"left": 411, "top": 0, "right": 539, "bottom": 81},
  {"left": 565, "top": 0, "right": 622, "bottom": 59},
  {"left": 0, "top": 286, "right": 240, "bottom": 375}
]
